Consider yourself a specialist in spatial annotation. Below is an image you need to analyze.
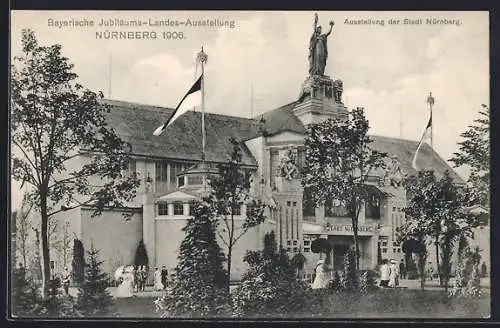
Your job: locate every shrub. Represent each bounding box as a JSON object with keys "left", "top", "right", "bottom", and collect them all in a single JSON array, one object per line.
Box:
[
  {"left": 76, "top": 245, "right": 115, "bottom": 317},
  {"left": 38, "top": 278, "right": 80, "bottom": 318},
  {"left": 449, "top": 246, "right": 482, "bottom": 299},
  {"left": 11, "top": 267, "right": 40, "bottom": 317},
  {"left": 232, "top": 231, "right": 312, "bottom": 317},
  {"left": 341, "top": 249, "right": 358, "bottom": 292},
  {"left": 134, "top": 239, "right": 149, "bottom": 267},
  {"left": 328, "top": 270, "right": 342, "bottom": 292},
  {"left": 72, "top": 239, "right": 85, "bottom": 285},
  {"left": 359, "top": 271, "right": 377, "bottom": 294},
  {"left": 155, "top": 201, "right": 230, "bottom": 318}
]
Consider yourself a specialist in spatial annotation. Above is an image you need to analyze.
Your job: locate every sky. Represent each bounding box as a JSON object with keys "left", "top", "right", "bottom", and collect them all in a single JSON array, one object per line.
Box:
[{"left": 10, "top": 11, "right": 489, "bottom": 209}]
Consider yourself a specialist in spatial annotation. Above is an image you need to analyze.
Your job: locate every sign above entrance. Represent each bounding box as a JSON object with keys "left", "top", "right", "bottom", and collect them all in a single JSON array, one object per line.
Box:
[{"left": 324, "top": 224, "right": 375, "bottom": 236}]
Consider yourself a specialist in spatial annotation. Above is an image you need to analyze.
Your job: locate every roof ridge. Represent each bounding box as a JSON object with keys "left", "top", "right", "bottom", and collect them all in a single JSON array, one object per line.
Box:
[{"left": 101, "top": 98, "right": 260, "bottom": 124}]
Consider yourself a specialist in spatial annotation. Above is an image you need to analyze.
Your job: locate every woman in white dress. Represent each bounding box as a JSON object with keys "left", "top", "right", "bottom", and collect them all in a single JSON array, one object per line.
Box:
[
  {"left": 115, "top": 265, "right": 135, "bottom": 298},
  {"left": 311, "top": 259, "right": 329, "bottom": 290},
  {"left": 388, "top": 259, "right": 399, "bottom": 288},
  {"left": 154, "top": 267, "right": 164, "bottom": 291}
]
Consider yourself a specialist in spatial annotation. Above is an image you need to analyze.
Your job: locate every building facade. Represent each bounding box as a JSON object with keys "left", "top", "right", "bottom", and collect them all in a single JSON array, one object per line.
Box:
[{"left": 33, "top": 66, "right": 483, "bottom": 284}]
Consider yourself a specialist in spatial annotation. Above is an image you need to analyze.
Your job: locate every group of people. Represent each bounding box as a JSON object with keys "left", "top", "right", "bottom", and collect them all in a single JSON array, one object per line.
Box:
[
  {"left": 154, "top": 265, "right": 172, "bottom": 291},
  {"left": 379, "top": 259, "right": 404, "bottom": 288},
  {"left": 133, "top": 265, "right": 148, "bottom": 292}
]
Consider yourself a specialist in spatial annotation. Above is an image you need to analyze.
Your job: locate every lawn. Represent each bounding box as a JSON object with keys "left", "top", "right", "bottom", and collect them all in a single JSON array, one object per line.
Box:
[{"left": 111, "top": 289, "right": 490, "bottom": 319}]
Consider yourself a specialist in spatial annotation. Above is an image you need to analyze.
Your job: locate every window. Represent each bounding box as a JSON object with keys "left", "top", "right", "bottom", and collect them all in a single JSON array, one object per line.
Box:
[
  {"left": 287, "top": 201, "right": 291, "bottom": 207},
  {"left": 187, "top": 175, "right": 203, "bottom": 186},
  {"left": 50, "top": 261, "right": 55, "bottom": 269},
  {"left": 382, "top": 241, "right": 388, "bottom": 247},
  {"left": 304, "top": 247, "right": 310, "bottom": 253},
  {"left": 173, "top": 202, "right": 184, "bottom": 215},
  {"left": 286, "top": 240, "right": 291, "bottom": 246},
  {"left": 325, "top": 198, "right": 349, "bottom": 217},
  {"left": 293, "top": 240, "right": 298, "bottom": 246},
  {"left": 303, "top": 188, "right": 316, "bottom": 216},
  {"left": 127, "top": 160, "right": 136, "bottom": 177},
  {"left": 382, "top": 249, "right": 388, "bottom": 253},
  {"left": 158, "top": 203, "right": 168, "bottom": 215},
  {"left": 232, "top": 205, "right": 241, "bottom": 216},
  {"left": 293, "top": 201, "right": 297, "bottom": 207},
  {"left": 393, "top": 248, "right": 397, "bottom": 253},
  {"left": 365, "top": 198, "right": 381, "bottom": 219},
  {"left": 293, "top": 247, "right": 298, "bottom": 253},
  {"left": 304, "top": 240, "right": 310, "bottom": 246},
  {"left": 155, "top": 161, "right": 169, "bottom": 182},
  {"left": 178, "top": 176, "right": 185, "bottom": 187}
]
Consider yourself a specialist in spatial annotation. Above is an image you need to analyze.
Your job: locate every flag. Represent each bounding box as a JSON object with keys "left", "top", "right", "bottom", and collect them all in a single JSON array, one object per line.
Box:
[
  {"left": 411, "top": 114, "right": 432, "bottom": 171},
  {"left": 153, "top": 74, "right": 203, "bottom": 136}
]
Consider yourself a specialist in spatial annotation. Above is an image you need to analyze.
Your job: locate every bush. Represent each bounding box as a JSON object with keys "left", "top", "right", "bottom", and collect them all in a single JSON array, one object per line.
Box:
[
  {"left": 38, "top": 278, "right": 80, "bottom": 318},
  {"left": 231, "top": 232, "right": 312, "bottom": 317},
  {"left": 449, "top": 246, "right": 481, "bottom": 299},
  {"left": 76, "top": 245, "right": 115, "bottom": 317},
  {"left": 72, "top": 239, "right": 85, "bottom": 285},
  {"left": 155, "top": 201, "right": 230, "bottom": 318},
  {"left": 11, "top": 267, "right": 40, "bottom": 317},
  {"left": 359, "top": 271, "right": 377, "bottom": 294},
  {"left": 341, "top": 249, "right": 358, "bottom": 292}
]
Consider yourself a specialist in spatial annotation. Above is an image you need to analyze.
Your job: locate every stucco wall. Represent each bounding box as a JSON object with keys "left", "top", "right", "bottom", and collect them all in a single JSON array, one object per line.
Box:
[{"left": 80, "top": 208, "right": 143, "bottom": 276}]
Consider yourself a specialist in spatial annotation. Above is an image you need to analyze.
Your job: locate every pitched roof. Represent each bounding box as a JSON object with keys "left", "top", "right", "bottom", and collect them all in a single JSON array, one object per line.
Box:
[
  {"left": 100, "top": 99, "right": 260, "bottom": 166},
  {"left": 259, "top": 101, "right": 307, "bottom": 136},
  {"left": 369, "top": 135, "right": 464, "bottom": 183}
]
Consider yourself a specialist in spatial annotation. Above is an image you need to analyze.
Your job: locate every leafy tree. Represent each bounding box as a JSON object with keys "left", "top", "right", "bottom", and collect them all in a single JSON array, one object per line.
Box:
[
  {"left": 134, "top": 239, "right": 149, "bottom": 267},
  {"left": 303, "top": 108, "right": 387, "bottom": 270},
  {"left": 11, "top": 29, "right": 140, "bottom": 296},
  {"left": 450, "top": 105, "right": 489, "bottom": 206},
  {"left": 15, "top": 193, "right": 35, "bottom": 269},
  {"left": 400, "top": 170, "right": 474, "bottom": 291},
  {"left": 156, "top": 201, "right": 229, "bottom": 317},
  {"left": 76, "top": 244, "right": 114, "bottom": 317},
  {"left": 206, "top": 138, "right": 266, "bottom": 290},
  {"left": 72, "top": 239, "right": 85, "bottom": 284}
]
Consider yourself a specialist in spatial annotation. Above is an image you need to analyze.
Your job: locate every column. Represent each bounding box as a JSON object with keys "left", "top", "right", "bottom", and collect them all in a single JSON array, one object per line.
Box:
[{"left": 142, "top": 192, "right": 156, "bottom": 285}]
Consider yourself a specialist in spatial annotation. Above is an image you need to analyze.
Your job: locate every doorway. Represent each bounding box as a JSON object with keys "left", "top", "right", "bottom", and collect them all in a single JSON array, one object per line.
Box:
[{"left": 333, "top": 244, "right": 349, "bottom": 271}]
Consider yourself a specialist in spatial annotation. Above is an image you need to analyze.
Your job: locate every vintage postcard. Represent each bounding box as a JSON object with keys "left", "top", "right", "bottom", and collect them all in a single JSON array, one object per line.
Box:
[{"left": 9, "top": 10, "right": 490, "bottom": 319}]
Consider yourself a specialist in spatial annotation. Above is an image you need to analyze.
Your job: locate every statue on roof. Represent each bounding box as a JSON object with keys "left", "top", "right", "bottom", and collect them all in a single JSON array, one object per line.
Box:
[
  {"left": 280, "top": 149, "right": 298, "bottom": 180},
  {"left": 309, "top": 13, "right": 334, "bottom": 76}
]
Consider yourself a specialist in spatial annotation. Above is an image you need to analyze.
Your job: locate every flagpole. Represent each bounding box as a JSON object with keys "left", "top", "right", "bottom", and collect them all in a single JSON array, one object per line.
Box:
[
  {"left": 427, "top": 92, "right": 435, "bottom": 149},
  {"left": 197, "top": 47, "right": 208, "bottom": 163}
]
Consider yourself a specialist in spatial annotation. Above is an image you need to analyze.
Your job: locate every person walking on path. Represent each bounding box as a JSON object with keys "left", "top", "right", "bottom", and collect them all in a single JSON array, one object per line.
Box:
[
  {"left": 399, "top": 259, "right": 406, "bottom": 280},
  {"left": 61, "top": 266, "right": 71, "bottom": 295},
  {"left": 388, "top": 259, "right": 399, "bottom": 287},
  {"left": 379, "top": 259, "right": 391, "bottom": 288}
]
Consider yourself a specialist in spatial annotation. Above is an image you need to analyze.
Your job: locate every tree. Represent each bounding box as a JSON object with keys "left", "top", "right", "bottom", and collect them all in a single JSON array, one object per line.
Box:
[
  {"left": 76, "top": 244, "right": 114, "bottom": 317},
  {"left": 341, "top": 249, "right": 358, "bottom": 292},
  {"left": 400, "top": 170, "right": 474, "bottom": 291},
  {"left": 11, "top": 29, "right": 140, "bottom": 297},
  {"left": 450, "top": 105, "right": 489, "bottom": 206},
  {"left": 206, "top": 138, "right": 266, "bottom": 290},
  {"left": 303, "top": 108, "right": 387, "bottom": 271},
  {"left": 72, "top": 239, "right": 85, "bottom": 285},
  {"left": 156, "top": 201, "right": 229, "bottom": 317},
  {"left": 15, "top": 193, "right": 35, "bottom": 269},
  {"left": 134, "top": 239, "right": 149, "bottom": 268},
  {"left": 12, "top": 266, "right": 40, "bottom": 317}
]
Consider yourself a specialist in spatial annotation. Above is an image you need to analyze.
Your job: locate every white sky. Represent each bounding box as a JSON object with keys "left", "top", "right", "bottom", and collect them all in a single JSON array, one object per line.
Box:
[{"left": 10, "top": 10, "right": 489, "bottom": 209}]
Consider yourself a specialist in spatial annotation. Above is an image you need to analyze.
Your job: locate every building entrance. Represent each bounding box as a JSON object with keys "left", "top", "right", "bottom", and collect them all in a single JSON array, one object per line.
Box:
[{"left": 333, "top": 244, "right": 349, "bottom": 271}]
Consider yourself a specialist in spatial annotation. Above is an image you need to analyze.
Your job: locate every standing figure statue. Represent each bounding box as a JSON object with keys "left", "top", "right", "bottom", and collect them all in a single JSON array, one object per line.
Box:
[{"left": 309, "top": 13, "right": 334, "bottom": 76}]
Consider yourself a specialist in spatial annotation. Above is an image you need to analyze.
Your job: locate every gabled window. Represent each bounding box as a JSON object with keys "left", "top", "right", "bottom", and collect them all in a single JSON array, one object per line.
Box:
[{"left": 173, "top": 202, "right": 184, "bottom": 216}]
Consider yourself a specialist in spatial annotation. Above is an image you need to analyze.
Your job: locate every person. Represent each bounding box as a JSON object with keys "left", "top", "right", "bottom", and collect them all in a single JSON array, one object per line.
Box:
[
  {"left": 309, "top": 13, "right": 334, "bottom": 76},
  {"left": 481, "top": 262, "right": 487, "bottom": 278},
  {"left": 61, "top": 266, "right": 71, "bottom": 295},
  {"left": 399, "top": 259, "right": 406, "bottom": 280},
  {"left": 388, "top": 259, "right": 399, "bottom": 287},
  {"left": 161, "top": 265, "right": 169, "bottom": 290},
  {"left": 379, "top": 259, "right": 391, "bottom": 287},
  {"left": 154, "top": 267, "right": 163, "bottom": 291},
  {"left": 140, "top": 265, "right": 148, "bottom": 291},
  {"left": 428, "top": 264, "right": 434, "bottom": 281},
  {"left": 311, "top": 259, "right": 329, "bottom": 290},
  {"left": 115, "top": 265, "right": 135, "bottom": 298},
  {"left": 133, "top": 265, "right": 139, "bottom": 292}
]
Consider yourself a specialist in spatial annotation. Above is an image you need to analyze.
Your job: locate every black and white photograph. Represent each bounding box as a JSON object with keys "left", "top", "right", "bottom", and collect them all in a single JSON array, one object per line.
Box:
[{"left": 9, "top": 10, "right": 490, "bottom": 319}]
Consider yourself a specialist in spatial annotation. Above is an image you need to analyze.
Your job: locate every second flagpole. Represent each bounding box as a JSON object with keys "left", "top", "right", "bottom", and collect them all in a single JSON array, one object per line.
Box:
[{"left": 197, "top": 47, "right": 208, "bottom": 163}]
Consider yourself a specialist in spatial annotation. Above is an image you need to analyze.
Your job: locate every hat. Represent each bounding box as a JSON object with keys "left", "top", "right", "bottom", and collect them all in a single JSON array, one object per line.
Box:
[
  {"left": 390, "top": 259, "right": 396, "bottom": 264},
  {"left": 317, "top": 259, "right": 325, "bottom": 265}
]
